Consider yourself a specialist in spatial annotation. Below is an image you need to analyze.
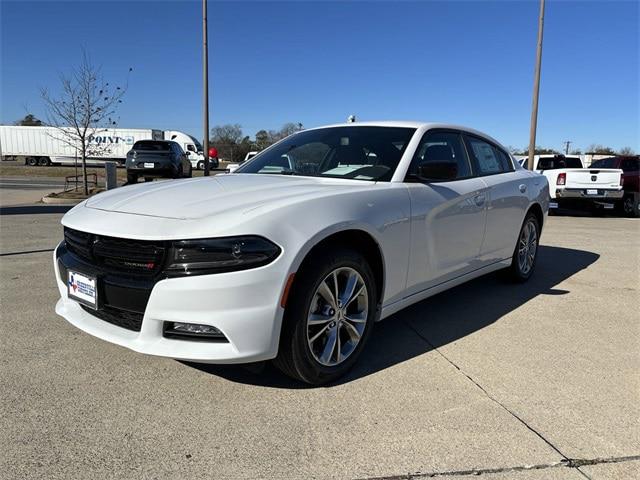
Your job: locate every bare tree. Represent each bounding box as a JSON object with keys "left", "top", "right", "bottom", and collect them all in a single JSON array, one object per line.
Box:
[
  {"left": 14, "top": 114, "right": 43, "bottom": 126},
  {"left": 587, "top": 144, "right": 616, "bottom": 155},
  {"left": 619, "top": 146, "right": 635, "bottom": 155},
  {"left": 41, "top": 52, "right": 129, "bottom": 195}
]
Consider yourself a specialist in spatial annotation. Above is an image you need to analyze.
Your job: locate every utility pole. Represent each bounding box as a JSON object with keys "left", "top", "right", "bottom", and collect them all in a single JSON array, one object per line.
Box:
[
  {"left": 563, "top": 140, "right": 572, "bottom": 155},
  {"left": 202, "top": 0, "right": 210, "bottom": 176},
  {"left": 527, "top": 0, "right": 545, "bottom": 171}
]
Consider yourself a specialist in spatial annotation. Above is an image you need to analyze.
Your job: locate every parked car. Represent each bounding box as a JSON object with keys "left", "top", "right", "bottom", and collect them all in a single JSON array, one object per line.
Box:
[
  {"left": 528, "top": 155, "right": 623, "bottom": 210},
  {"left": 589, "top": 156, "right": 640, "bottom": 217},
  {"left": 227, "top": 151, "right": 259, "bottom": 173},
  {"left": 54, "top": 122, "right": 549, "bottom": 384},
  {"left": 125, "top": 140, "right": 192, "bottom": 183}
]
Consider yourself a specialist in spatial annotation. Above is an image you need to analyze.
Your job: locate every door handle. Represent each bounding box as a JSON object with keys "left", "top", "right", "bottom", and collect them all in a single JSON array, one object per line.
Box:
[
  {"left": 519, "top": 184, "right": 527, "bottom": 193},
  {"left": 474, "top": 194, "right": 486, "bottom": 206}
]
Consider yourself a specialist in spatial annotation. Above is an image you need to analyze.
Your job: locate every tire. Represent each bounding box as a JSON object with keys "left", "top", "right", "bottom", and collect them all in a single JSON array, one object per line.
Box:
[
  {"left": 507, "top": 213, "right": 540, "bottom": 283},
  {"left": 185, "top": 163, "right": 193, "bottom": 178},
  {"left": 274, "top": 247, "right": 377, "bottom": 385},
  {"left": 27, "top": 157, "right": 38, "bottom": 166},
  {"left": 173, "top": 164, "right": 183, "bottom": 179},
  {"left": 126, "top": 173, "right": 138, "bottom": 184},
  {"left": 144, "top": 177, "right": 153, "bottom": 182},
  {"left": 197, "top": 160, "right": 204, "bottom": 170},
  {"left": 38, "top": 157, "right": 50, "bottom": 166},
  {"left": 622, "top": 193, "right": 640, "bottom": 218}
]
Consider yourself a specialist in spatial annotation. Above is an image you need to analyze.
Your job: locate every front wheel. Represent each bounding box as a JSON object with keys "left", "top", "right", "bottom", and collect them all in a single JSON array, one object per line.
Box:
[
  {"left": 508, "top": 213, "right": 540, "bottom": 282},
  {"left": 197, "top": 160, "right": 204, "bottom": 170},
  {"left": 274, "top": 248, "right": 377, "bottom": 385}
]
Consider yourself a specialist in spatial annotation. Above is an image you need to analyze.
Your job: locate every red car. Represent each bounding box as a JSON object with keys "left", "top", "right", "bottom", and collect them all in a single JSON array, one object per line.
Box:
[{"left": 590, "top": 156, "right": 640, "bottom": 217}]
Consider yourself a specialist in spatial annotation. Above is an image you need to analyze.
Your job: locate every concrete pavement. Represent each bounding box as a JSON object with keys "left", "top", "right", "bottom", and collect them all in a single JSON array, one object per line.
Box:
[{"left": 0, "top": 191, "right": 638, "bottom": 480}]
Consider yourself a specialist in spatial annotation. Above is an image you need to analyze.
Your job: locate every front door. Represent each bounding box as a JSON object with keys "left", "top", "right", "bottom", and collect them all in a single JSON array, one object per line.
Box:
[{"left": 404, "top": 130, "right": 488, "bottom": 296}]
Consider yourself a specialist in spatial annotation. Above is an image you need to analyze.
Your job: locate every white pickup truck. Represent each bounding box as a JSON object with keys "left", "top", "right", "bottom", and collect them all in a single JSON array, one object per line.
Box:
[{"left": 520, "top": 155, "right": 624, "bottom": 210}]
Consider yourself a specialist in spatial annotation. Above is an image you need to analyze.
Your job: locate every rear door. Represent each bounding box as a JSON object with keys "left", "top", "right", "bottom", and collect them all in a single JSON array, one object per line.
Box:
[
  {"left": 463, "top": 135, "right": 528, "bottom": 263},
  {"left": 405, "top": 130, "right": 488, "bottom": 295}
]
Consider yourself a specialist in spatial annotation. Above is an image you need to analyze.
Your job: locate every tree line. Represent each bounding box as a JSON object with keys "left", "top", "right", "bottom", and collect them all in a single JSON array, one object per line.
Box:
[{"left": 209, "top": 123, "right": 303, "bottom": 163}]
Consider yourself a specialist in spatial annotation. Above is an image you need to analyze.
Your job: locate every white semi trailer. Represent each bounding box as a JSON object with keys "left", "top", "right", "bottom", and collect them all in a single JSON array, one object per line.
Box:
[{"left": 0, "top": 125, "right": 206, "bottom": 168}]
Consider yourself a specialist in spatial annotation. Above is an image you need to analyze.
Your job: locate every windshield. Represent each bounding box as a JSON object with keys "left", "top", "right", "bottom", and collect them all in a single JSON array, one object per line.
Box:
[
  {"left": 188, "top": 135, "right": 203, "bottom": 152},
  {"left": 236, "top": 126, "right": 416, "bottom": 181}
]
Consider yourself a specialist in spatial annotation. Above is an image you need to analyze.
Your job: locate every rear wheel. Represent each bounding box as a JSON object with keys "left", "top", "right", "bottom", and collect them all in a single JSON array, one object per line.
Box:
[
  {"left": 26, "top": 157, "right": 38, "bottom": 166},
  {"left": 38, "top": 157, "right": 50, "bottom": 166},
  {"left": 622, "top": 193, "right": 640, "bottom": 218},
  {"left": 274, "top": 247, "right": 376, "bottom": 385},
  {"left": 185, "top": 163, "right": 192, "bottom": 178},
  {"left": 126, "top": 173, "right": 138, "bottom": 184},
  {"left": 508, "top": 213, "right": 540, "bottom": 282}
]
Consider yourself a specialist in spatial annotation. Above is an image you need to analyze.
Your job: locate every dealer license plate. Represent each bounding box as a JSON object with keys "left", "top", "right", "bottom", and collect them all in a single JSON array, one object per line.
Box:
[
  {"left": 586, "top": 189, "right": 598, "bottom": 195},
  {"left": 67, "top": 270, "right": 97, "bottom": 309},
  {"left": 144, "top": 162, "right": 155, "bottom": 168}
]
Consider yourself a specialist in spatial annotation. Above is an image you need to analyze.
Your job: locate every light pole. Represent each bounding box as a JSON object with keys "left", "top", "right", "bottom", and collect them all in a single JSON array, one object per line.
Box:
[
  {"left": 203, "top": 0, "right": 210, "bottom": 176},
  {"left": 527, "top": 0, "right": 545, "bottom": 171}
]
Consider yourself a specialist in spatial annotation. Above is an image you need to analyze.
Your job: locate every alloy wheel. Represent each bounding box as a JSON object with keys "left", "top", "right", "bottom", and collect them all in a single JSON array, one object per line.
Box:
[
  {"left": 518, "top": 219, "right": 538, "bottom": 275},
  {"left": 306, "top": 267, "right": 368, "bottom": 367}
]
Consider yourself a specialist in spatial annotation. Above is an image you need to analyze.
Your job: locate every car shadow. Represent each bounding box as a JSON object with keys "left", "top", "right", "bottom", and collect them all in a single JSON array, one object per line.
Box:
[
  {"left": 181, "top": 245, "right": 599, "bottom": 388},
  {"left": 0, "top": 205, "right": 74, "bottom": 215}
]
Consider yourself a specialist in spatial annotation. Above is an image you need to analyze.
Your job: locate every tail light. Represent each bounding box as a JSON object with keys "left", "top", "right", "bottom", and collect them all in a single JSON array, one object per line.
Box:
[
  {"left": 557, "top": 173, "right": 566, "bottom": 186},
  {"left": 620, "top": 174, "right": 624, "bottom": 187}
]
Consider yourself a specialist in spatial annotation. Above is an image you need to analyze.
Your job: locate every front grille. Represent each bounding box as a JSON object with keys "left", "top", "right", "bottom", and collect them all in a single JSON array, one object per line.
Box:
[
  {"left": 81, "top": 305, "right": 143, "bottom": 332},
  {"left": 64, "top": 227, "right": 167, "bottom": 276}
]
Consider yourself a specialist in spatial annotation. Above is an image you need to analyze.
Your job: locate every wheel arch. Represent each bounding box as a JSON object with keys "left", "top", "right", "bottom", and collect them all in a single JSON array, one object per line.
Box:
[
  {"left": 292, "top": 228, "right": 386, "bottom": 310},
  {"left": 527, "top": 202, "right": 544, "bottom": 231}
]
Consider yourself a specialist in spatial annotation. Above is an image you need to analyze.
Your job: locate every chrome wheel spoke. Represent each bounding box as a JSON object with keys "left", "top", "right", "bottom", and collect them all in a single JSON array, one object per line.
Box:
[
  {"left": 308, "top": 313, "right": 334, "bottom": 326},
  {"left": 317, "top": 280, "right": 336, "bottom": 308},
  {"left": 342, "top": 320, "right": 362, "bottom": 342},
  {"left": 309, "top": 323, "right": 331, "bottom": 343},
  {"left": 319, "top": 327, "right": 338, "bottom": 364},
  {"left": 345, "top": 311, "right": 366, "bottom": 323},
  {"left": 339, "top": 271, "right": 358, "bottom": 306},
  {"left": 345, "top": 284, "right": 365, "bottom": 308}
]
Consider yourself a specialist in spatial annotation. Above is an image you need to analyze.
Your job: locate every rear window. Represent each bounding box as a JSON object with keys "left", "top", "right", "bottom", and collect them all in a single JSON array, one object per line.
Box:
[
  {"left": 133, "top": 141, "right": 170, "bottom": 151},
  {"left": 590, "top": 158, "right": 617, "bottom": 169},
  {"left": 538, "top": 156, "right": 582, "bottom": 170}
]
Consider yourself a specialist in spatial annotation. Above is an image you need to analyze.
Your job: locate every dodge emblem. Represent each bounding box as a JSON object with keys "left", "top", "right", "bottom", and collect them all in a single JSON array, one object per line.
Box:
[{"left": 591, "top": 175, "right": 597, "bottom": 181}]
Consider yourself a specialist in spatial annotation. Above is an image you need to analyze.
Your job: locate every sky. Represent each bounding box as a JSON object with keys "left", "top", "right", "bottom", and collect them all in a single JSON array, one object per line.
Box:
[{"left": 1, "top": 0, "right": 638, "bottom": 152}]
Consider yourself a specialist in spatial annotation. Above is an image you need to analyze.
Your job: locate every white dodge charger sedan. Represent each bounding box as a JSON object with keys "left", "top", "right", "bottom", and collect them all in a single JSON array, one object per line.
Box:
[{"left": 54, "top": 122, "right": 549, "bottom": 384}]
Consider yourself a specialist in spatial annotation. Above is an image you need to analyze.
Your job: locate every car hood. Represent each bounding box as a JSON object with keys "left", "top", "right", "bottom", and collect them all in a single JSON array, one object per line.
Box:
[{"left": 85, "top": 174, "right": 374, "bottom": 220}]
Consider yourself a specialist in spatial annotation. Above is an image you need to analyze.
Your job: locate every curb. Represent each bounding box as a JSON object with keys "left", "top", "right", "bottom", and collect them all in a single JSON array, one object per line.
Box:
[{"left": 41, "top": 195, "right": 84, "bottom": 205}]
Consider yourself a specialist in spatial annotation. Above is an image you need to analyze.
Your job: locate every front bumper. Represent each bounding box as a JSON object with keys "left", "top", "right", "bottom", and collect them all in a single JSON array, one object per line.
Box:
[
  {"left": 53, "top": 243, "right": 286, "bottom": 363},
  {"left": 555, "top": 188, "right": 624, "bottom": 200}
]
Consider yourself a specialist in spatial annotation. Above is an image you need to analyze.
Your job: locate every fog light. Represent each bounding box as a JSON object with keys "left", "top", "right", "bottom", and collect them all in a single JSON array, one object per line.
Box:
[
  {"left": 163, "top": 322, "right": 227, "bottom": 342},
  {"left": 173, "top": 322, "right": 221, "bottom": 335}
]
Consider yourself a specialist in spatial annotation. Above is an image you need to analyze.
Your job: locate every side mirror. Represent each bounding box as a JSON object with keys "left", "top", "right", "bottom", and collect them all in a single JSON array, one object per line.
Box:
[
  {"left": 185, "top": 151, "right": 191, "bottom": 156},
  {"left": 417, "top": 161, "right": 458, "bottom": 181}
]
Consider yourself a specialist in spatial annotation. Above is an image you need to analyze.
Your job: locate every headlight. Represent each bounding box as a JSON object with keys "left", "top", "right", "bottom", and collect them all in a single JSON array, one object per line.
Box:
[{"left": 166, "top": 236, "right": 281, "bottom": 276}]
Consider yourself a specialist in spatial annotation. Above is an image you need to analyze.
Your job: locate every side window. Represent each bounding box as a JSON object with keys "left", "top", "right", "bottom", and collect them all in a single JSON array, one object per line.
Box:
[
  {"left": 466, "top": 136, "right": 506, "bottom": 175},
  {"left": 186, "top": 144, "right": 196, "bottom": 152},
  {"left": 621, "top": 158, "right": 639, "bottom": 172},
  {"left": 408, "top": 131, "right": 471, "bottom": 179},
  {"left": 495, "top": 148, "right": 513, "bottom": 172}
]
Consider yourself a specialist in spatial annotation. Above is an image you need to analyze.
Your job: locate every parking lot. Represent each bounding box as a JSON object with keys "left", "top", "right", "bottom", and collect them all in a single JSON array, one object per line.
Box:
[{"left": 1, "top": 186, "right": 638, "bottom": 480}]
